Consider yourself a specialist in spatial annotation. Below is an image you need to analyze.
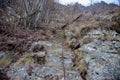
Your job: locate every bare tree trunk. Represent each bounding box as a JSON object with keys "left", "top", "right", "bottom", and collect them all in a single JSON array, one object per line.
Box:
[
  {"left": 5, "top": 0, "right": 55, "bottom": 28},
  {"left": 90, "top": 0, "right": 93, "bottom": 5},
  {"left": 118, "top": 0, "right": 120, "bottom": 6}
]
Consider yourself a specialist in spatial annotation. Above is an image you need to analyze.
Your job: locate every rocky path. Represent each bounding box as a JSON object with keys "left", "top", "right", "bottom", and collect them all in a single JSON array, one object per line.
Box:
[
  {"left": 6, "top": 41, "right": 83, "bottom": 80},
  {"left": 5, "top": 27, "right": 120, "bottom": 80}
]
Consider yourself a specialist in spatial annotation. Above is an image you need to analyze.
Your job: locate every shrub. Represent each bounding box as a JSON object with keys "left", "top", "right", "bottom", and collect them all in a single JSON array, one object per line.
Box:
[{"left": 4, "top": 0, "right": 55, "bottom": 28}]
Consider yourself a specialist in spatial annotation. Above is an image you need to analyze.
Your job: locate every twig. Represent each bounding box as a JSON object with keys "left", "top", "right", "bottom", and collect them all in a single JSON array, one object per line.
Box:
[
  {"left": 22, "top": 0, "right": 29, "bottom": 15},
  {"left": 61, "top": 29, "right": 66, "bottom": 80},
  {"left": 61, "top": 14, "right": 82, "bottom": 29}
]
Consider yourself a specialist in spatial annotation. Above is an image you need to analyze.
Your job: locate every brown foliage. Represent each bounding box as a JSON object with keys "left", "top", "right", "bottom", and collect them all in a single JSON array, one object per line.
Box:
[{"left": 72, "top": 50, "right": 87, "bottom": 80}]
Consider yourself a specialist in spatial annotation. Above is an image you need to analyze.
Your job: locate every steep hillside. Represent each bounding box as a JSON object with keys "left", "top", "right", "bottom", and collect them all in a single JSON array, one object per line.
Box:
[{"left": 0, "top": 1, "right": 120, "bottom": 80}]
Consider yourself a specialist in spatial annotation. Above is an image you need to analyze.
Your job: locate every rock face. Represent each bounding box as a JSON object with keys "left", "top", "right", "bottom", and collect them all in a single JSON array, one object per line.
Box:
[
  {"left": 7, "top": 41, "right": 83, "bottom": 80},
  {"left": 5, "top": 28, "right": 120, "bottom": 80},
  {"left": 80, "top": 28, "right": 120, "bottom": 80},
  {"left": 81, "top": 41, "right": 120, "bottom": 80},
  {"left": 64, "top": 24, "right": 120, "bottom": 80}
]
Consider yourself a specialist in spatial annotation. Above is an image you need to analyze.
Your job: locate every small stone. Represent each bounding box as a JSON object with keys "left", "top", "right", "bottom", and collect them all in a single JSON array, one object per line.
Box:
[{"left": 0, "top": 51, "right": 5, "bottom": 59}]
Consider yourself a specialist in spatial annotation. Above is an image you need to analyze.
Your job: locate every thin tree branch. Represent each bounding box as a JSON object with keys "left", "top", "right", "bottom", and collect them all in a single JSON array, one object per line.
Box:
[
  {"left": 61, "top": 14, "right": 82, "bottom": 29},
  {"left": 22, "top": 0, "right": 29, "bottom": 15},
  {"left": 61, "top": 29, "right": 66, "bottom": 80}
]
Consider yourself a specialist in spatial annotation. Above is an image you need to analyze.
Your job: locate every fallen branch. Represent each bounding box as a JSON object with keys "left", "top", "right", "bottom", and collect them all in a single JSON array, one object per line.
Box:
[
  {"left": 61, "top": 14, "right": 83, "bottom": 29},
  {"left": 61, "top": 32, "right": 66, "bottom": 80}
]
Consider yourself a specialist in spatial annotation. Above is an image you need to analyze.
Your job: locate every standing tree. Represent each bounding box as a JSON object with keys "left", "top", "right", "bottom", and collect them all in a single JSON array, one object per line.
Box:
[
  {"left": 90, "top": 0, "right": 93, "bottom": 5},
  {"left": 4, "top": 0, "right": 55, "bottom": 28},
  {"left": 118, "top": 0, "right": 120, "bottom": 6}
]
